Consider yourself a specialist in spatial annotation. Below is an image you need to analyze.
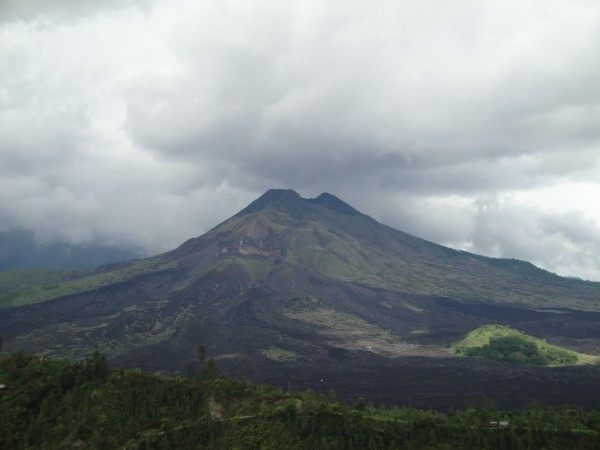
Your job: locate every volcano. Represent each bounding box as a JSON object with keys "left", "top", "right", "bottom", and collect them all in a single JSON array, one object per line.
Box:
[{"left": 2, "top": 189, "right": 600, "bottom": 408}]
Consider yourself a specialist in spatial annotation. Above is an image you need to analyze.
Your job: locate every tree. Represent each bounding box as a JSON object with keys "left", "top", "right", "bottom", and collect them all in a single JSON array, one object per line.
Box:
[
  {"left": 200, "top": 359, "right": 218, "bottom": 380},
  {"left": 355, "top": 397, "right": 367, "bottom": 411},
  {"left": 185, "top": 364, "right": 196, "bottom": 379},
  {"left": 197, "top": 345, "right": 206, "bottom": 363},
  {"left": 88, "top": 348, "right": 108, "bottom": 381}
]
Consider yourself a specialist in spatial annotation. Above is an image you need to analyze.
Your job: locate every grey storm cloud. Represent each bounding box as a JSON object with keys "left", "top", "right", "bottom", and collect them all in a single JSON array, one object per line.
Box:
[
  {"left": 0, "top": 0, "right": 150, "bottom": 23},
  {"left": 1, "top": 0, "right": 600, "bottom": 279}
]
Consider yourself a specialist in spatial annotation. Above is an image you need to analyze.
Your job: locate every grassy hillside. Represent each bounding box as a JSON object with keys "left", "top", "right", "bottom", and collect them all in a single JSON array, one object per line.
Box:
[
  {"left": 453, "top": 325, "right": 600, "bottom": 366},
  {"left": 1, "top": 352, "right": 600, "bottom": 449},
  {"left": 0, "top": 256, "right": 173, "bottom": 309},
  {"left": 0, "top": 268, "right": 88, "bottom": 308}
]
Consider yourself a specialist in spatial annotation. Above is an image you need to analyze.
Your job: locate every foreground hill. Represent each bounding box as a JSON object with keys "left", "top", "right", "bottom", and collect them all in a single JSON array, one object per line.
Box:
[
  {"left": 1, "top": 189, "right": 600, "bottom": 408},
  {"left": 1, "top": 353, "right": 600, "bottom": 449},
  {"left": 453, "top": 325, "right": 600, "bottom": 366}
]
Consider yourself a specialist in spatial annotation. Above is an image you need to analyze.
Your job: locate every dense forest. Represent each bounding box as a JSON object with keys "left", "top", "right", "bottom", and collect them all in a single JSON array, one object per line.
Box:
[{"left": 1, "top": 352, "right": 600, "bottom": 449}]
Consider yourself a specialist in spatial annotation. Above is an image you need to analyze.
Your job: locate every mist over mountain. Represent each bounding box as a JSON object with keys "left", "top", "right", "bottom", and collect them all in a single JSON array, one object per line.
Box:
[{"left": 0, "top": 229, "right": 144, "bottom": 271}]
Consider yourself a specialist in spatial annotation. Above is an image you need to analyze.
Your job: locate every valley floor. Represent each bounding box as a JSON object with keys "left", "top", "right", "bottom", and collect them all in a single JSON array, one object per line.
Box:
[{"left": 217, "top": 352, "right": 600, "bottom": 411}]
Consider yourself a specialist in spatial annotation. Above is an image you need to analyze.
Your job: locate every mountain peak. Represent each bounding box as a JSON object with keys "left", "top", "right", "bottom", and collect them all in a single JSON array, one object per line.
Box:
[
  {"left": 240, "top": 189, "right": 303, "bottom": 214},
  {"left": 239, "top": 189, "right": 363, "bottom": 217},
  {"left": 308, "top": 192, "right": 361, "bottom": 215},
  {"left": 259, "top": 188, "right": 301, "bottom": 201}
]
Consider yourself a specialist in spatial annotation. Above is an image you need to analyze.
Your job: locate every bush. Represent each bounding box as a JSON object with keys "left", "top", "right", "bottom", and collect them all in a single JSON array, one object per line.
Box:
[{"left": 464, "top": 335, "right": 576, "bottom": 366}]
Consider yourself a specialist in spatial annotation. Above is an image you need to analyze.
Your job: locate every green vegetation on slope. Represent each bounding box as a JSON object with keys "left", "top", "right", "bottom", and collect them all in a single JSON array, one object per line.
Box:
[
  {"left": 0, "top": 268, "right": 89, "bottom": 308},
  {"left": 0, "top": 256, "right": 173, "bottom": 309},
  {"left": 210, "top": 197, "right": 600, "bottom": 311},
  {"left": 260, "top": 346, "right": 299, "bottom": 362},
  {"left": 453, "top": 325, "right": 599, "bottom": 366},
  {"left": 2, "top": 353, "right": 600, "bottom": 449}
]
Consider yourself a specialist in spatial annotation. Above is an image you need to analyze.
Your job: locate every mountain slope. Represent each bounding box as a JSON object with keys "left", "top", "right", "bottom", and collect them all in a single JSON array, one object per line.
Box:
[
  {"left": 3, "top": 189, "right": 598, "bottom": 310},
  {"left": 1, "top": 189, "right": 600, "bottom": 408},
  {"left": 149, "top": 188, "right": 599, "bottom": 313},
  {"left": 184, "top": 189, "right": 599, "bottom": 309}
]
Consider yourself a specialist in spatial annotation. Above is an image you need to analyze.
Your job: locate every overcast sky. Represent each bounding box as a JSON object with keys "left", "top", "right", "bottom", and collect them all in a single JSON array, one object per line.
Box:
[{"left": 1, "top": 0, "right": 600, "bottom": 280}]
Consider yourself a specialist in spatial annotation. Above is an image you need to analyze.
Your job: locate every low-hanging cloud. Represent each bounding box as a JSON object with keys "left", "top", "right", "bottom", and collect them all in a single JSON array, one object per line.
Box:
[{"left": 1, "top": 0, "right": 600, "bottom": 279}]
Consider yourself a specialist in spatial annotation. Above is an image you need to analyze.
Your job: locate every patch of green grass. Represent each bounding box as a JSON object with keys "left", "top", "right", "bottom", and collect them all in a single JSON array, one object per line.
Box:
[
  {"left": 282, "top": 300, "right": 415, "bottom": 356},
  {"left": 285, "top": 303, "right": 384, "bottom": 337},
  {"left": 0, "top": 268, "right": 89, "bottom": 308},
  {"left": 218, "top": 256, "right": 274, "bottom": 279},
  {"left": 0, "top": 268, "right": 86, "bottom": 286},
  {"left": 453, "top": 325, "right": 599, "bottom": 366},
  {"left": 260, "top": 347, "right": 299, "bottom": 362}
]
